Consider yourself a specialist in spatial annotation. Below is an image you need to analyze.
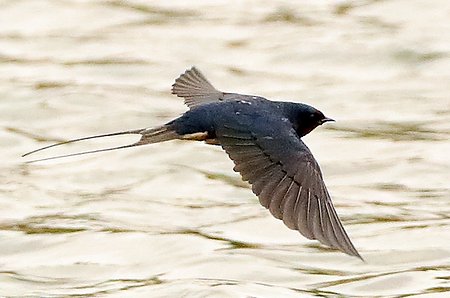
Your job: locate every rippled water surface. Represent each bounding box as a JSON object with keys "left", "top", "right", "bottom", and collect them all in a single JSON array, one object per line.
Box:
[{"left": 1, "top": 1, "right": 449, "bottom": 297}]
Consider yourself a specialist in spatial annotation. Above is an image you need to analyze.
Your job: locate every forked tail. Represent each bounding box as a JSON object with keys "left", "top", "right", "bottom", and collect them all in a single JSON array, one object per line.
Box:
[{"left": 22, "top": 125, "right": 180, "bottom": 163}]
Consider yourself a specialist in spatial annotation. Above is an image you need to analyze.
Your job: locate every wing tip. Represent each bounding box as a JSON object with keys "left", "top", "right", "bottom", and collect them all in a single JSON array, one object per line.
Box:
[
  {"left": 345, "top": 243, "right": 365, "bottom": 262},
  {"left": 171, "top": 66, "right": 202, "bottom": 94}
]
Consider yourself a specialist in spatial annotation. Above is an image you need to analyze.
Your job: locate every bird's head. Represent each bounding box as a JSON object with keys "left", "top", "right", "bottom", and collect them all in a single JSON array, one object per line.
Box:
[{"left": 285, "top": 103, "right": 335, "bottom": 137}]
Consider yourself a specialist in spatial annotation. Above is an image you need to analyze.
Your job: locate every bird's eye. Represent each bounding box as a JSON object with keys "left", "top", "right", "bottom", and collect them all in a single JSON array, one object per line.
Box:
[{"left": 310, "top": 112, "right": 321, "bottom": 119}]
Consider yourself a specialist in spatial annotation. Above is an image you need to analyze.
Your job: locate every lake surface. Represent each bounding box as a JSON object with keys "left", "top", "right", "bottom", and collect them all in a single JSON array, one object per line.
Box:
[{"left": 1, "top": 0, "right": 449, "bottom": 297}]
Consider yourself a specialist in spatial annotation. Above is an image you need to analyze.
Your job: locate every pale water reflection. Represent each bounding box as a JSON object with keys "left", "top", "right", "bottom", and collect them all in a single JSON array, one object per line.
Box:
[{"left": 1, "top": 0, "right": 449, "bottom": 297}]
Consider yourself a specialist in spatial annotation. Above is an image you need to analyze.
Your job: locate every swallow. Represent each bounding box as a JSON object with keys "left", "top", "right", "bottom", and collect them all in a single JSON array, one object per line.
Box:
[{"left": 23, "top": 67, "right": 363, "bottom": 260}]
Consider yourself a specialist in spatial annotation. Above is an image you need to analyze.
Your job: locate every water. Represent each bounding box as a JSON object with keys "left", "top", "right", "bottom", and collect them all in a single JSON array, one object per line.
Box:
[{"left": 1, "top": 0, "right": 449, "bottom": 297}]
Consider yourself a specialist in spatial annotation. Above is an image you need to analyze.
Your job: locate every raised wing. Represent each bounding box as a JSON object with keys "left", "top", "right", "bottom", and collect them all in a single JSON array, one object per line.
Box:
[
  {"left": 171, "top": 67, "right": 225, "bottom": 108},
  {"left": 216, "top": 120, "right": 363, "bottom": 260}
]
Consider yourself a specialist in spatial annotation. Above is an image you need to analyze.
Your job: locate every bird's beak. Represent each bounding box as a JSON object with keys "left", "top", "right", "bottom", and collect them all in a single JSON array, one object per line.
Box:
[{"left": 320, "top": 117, "right": 335, "bottom": 125}]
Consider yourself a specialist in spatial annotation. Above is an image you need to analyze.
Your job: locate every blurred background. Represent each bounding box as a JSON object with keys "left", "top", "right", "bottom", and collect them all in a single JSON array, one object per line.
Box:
[{"left": 1, "top": 0, "right": 449, "bottom": 297}]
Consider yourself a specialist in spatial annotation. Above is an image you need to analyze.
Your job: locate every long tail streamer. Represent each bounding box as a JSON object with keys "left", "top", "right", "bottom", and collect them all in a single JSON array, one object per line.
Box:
[{"left": 22, "top": 126, "right": 179, "bottom": 163}]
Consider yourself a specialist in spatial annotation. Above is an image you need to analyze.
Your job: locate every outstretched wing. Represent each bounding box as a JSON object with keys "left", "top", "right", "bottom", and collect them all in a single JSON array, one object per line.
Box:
[
  {"left": 171, "top": 66, "right": 254, "bottom": 109},
  {"left": 171, "top": 67, "right": 225, "bottom": 108},
  {"left": 216, "top": 119, "right": 363, "bottom": 260}
]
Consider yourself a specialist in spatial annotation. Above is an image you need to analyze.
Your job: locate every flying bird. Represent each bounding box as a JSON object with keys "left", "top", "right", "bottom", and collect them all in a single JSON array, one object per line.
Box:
[{"left": 23, "top": 67, "right": 363, "bottom": 260}]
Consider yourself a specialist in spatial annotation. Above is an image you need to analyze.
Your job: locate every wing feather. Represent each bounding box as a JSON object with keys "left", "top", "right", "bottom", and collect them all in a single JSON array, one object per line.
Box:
[
  {"left": 258, "top": 171, "right": 287, "bottom": 208},
  {"left": 281, "top": 183, "right": 300, "bottom": 229},
  {"left": 268, "top": 176, "right": 292, "bottom": 219},
  {"left": 171, "top": 67, "right": 224, "bottom": 108}
]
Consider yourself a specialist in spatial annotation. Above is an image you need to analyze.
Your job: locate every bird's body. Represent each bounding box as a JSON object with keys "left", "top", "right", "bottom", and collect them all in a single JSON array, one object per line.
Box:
[
  {"left": 170, "top": 98, "right": 323, "bottom": 141},
  {"left": 24, "top": 67, "right": 363, "bottom": 260}
]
